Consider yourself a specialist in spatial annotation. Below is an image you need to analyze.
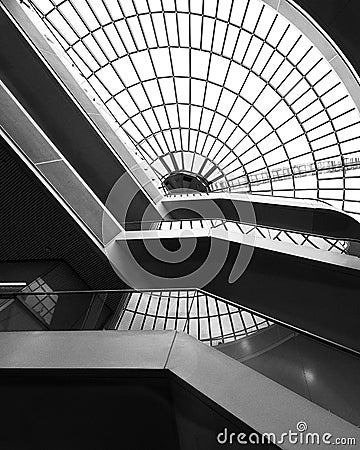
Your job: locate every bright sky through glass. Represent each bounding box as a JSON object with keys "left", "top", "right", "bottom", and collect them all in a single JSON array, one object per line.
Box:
[
  {"left": 117, "top": 290, "right": 272, "bottom": 345},
  {"left": 24, "top": 0, "right": 360, "bottom": 219}
]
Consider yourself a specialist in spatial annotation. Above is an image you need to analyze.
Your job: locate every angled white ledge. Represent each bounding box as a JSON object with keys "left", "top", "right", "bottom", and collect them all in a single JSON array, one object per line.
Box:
[{"left": 0, "top": 330, "right": 358, "bottom": 450}]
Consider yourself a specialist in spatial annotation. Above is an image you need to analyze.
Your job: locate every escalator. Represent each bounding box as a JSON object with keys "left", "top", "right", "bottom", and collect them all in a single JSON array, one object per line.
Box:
[
  {"left": 2, "top": 0, "right": 360, "bottom": 416},
  {"left": 109, "top": 218, "right": 360, "bottom": 355},
  {"left": 217, "top": 321, "right": 360, "bottom": 426}
]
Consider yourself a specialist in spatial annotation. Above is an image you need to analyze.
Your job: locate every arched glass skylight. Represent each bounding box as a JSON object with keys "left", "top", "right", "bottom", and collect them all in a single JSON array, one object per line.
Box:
[
  {"left": 116, "top": 290, "right": 272, "bottom": 345},
  {"left": 23, "top": 0, "right": 360, "bottom": 220},
  {"left": 19, "top": 0, "right": 360, "bottom": 346}
]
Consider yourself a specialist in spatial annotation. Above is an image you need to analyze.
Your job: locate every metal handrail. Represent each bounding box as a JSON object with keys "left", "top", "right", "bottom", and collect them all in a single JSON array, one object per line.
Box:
[
  {"left": 122, "top": 217, "right": 358, "bottom": 249},
  {"left": 2, "top": 287, "right": 359, "bottom": 358}
]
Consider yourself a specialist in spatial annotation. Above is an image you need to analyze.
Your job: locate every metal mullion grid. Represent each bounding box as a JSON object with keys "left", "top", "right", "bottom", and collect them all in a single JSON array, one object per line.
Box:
[
  {"left": 123, "top": 77, "right": 261, "bottom": 127},
  {"left": 159, "top": 0, "right": 184, "bottom": 168},
  {"left": 310, "top": 120, "right": 360, "bottom": 148},
  {"left": 212, "top": 43, "right": 332, "bottom": 187},
  {"left": 248, "top": 145, "right": 311, "bottom": 173},
  {"left": 209, "top": 12, "right": 289, "bottom": 191},
  {"left": 129, "top": 0, "right": 177, "bottom": 168},
  {"left": 189, "top": 0, "right": 205, "bottom": 173},
  {"left": 274, "top": 37, "right": 307, "bottom": 92},
  {"left": 290, "top": 69, "right": 332, "bottom": 109},
  {"left": 204, "top": 293, "right": 213, "bottom": 345},
  {"left": 297, "top": 233, "right": 320, "bottom": 249},
  {"left": 205, "top": 12, "right": 278, "bottom": 174},
  {"left": 52, "top": 10, "right": 324, "bottom": 192},
  {"left": 183, "top": 290, "right": 191, "bottom": 334},
  {"left": 281, "top": 230, "right": 306, "bottom": 247},
  {"left": 266, "top": 46, "right": 315, "bottom": 144},
  {"left": 197, "top": 0, "right": 237, "bottom": 170},
  {"left": 67, "top": 0, "right": 117, "bottom": 63},
  {"left": 187, "top": 0, "right": 192, "bottom": 158},
  {"left": 195, "top": 291, "right": 201, "bottom": 340},
  {"left": 213, "top": 297, "right": 226, "bottom": 343},
  {"left": 114, "top": 292, "right": 132, "bottom": 327},
  {"left": 34, "top": 7, "right": 96, "bottom": 76},
  {"left": 288, "top": 69, "right": 337, "bottom": 171},
  {"left": 37, "top": 291, "right": 56, "bottom": 317},
  {"left": 41, "top": 2, "right": 166, "bottom": 167},
  {"left": 235, "top": 223, "right": 245, "bottom": 233},
  {"left": 238, "top": 158, "right": 360, "bottom": 187},
  {"left": 305, "top": 236, "right": 325, "bottom": 250},
  {"left": 236, "top": 37, "right": 317, "bottom": 193},
  {"left": 291, "top": 70, "right": 346, "bottom": 206},
  {"left": 142, "top": 1, "right": 185, "bottom": 168},
  {"left": 305, "top": 109, "right": 358, "bottom": 149},
  {"left": 128, "top": 292, "right": 143, "bottom": 329},
  {"left": 202, "top": 4, "right": 267, "bottom": 166},
  {"left": 237, "top": 308, "right": 250, "bottom": 337},
  {"left": 191, "top": 0, "right": 223, "bottom": 171},
  {"left": 248, "top": 224, "right": 343, "bottom": 253},
  {"left": 84, "top": 3, "right": 119, "bottom": 57},
  {"left": 184, "top": 290, "right": 198, "bottom": 335},
  {"left": 198, "top": 0, "right": 205, "bottom": 60},
  {"left": 249, "top": 312, "right": 260, "bottom": 332},
  {"left": 221, "top": 61, "right": 323, "bottom": 176},
  {"left": 64, "top": 2, "right": 173, "bottom": 166},
  {"left": 210, "top": 31, "right": 307, "bottom": 186},
  {"left": 139, "top": 292, "right": 153, "bottom": 330},
  {"left": 257, "top": 226, "right": 271, "bottom": 239},
  {"left": 247, "top": 225, "right": 258, "bottom": 235},
  {"left": 163, "top": 292, "right": 172, "bottom": 330},
  {"left": 29, "top": 2, "right": 73, "bottom": 50},
  {"left": 141, "top": 1, "right": 184, "bottom": 165},
  {"left": 23, "top": 279, "right": 57, "bottom": 317},
  {"left": 242, "top": 141, "right": 348, "bottom": 188},
  {"left": 46, "top": 1, "right": 105, "bottom": 69},
  {"left": 203, "top": 10, "right": 269, "bottom": 190},
  {"left": 223, "top": 83, "right": 343, "bottom": 182},
  {"left": 173, "top": 1, "right": 181, "bottom": 47},
  {"left": 296, "top": 85, "right": 346, "bottom": 127},
  {"left": 174, "top": 290, "right": 181, "bottom": 331},
  {"left": 130, "top": 0, "right": 180, "bottom": 169},
  {"left": 322, "top": 238, "right": 342, "bottom": 252},
  {"left": 109, "top": 4, "right": 177, "bottom": 164},
  {"left": 202, "top": 91, "right": 265, "bottom": 179},
  {"left": 26, "top": 1, "right": 360, "bottom": 214},
  {"left": 15, "top": 293, "right": 51, "bottom": 329},
  {"left": 136, "top": 124, "right": 246, "bottom": 162},
  {"left": 151, "top": 292, "right": 163, "bottom": 330},
  {"left": 271, "top": 229, "right": 283, "bottom": 241},
  {"left": 224, "top": 302, "right": 237, "bottom": 342},
  {"left": 137, "top": 135, "right": 244, "bottom": 191},
  {"left": 329, "top": 239, "right": 347, "bottom": 253},
  {"left": 310, "top": 134, "right": 360, "bottom": 157},
  {"left": 221, "top": 129, "right": 307, "bottom": 182}
]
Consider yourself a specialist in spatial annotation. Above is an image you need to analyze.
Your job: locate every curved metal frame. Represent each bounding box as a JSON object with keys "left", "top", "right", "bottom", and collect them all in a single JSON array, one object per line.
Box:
[{"left": 22, "top": 0, "right": 360, "bottom": 220}]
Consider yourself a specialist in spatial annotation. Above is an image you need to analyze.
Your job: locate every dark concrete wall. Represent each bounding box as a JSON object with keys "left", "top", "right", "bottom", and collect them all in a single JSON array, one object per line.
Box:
[{"left": 0, "top": 136, "right": 127, "bottom": 315}]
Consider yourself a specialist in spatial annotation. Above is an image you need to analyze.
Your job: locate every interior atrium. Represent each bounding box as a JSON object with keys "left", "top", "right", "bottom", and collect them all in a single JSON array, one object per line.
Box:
[{"left": 0, "top": 0, "right": 359, "bottom": 448}]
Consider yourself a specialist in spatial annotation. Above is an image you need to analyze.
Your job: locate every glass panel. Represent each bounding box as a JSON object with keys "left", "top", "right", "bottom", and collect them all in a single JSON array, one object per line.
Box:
[{"left": 23, "top": 0, "right": 360, "bottom": 218}]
